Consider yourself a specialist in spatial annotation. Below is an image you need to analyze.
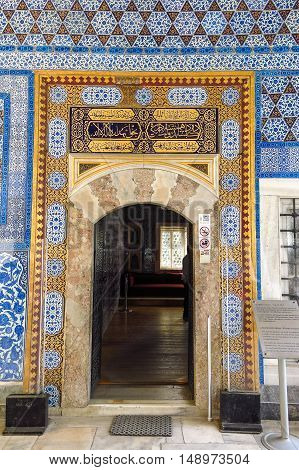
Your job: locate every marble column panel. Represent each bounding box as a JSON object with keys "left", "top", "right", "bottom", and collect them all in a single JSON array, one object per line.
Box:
[
  {"left": 193, "top": 202, "right": 221, "bottom": 410},
  {"left": 63, "top": 205, "right": 93, "bottom": 408}
]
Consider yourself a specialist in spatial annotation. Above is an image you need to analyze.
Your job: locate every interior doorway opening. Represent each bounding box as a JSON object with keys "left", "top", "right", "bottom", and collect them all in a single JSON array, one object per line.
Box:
[{"left": 90, "top": 204, "right": 194, "bottom": 402}]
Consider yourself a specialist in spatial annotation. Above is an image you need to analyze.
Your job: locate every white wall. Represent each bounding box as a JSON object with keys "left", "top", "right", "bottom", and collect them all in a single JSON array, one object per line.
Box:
[{"left": 259, "top": 179, "right": 299, "bottom": 386}]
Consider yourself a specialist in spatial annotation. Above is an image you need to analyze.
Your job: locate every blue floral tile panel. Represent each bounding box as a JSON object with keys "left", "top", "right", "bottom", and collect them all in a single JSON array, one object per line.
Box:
[
  {"left": 0, "top": 71, "right": 34, "bottom": 251},
  {"left": 0, "top": 251, "right": 28, "bottom": 381},
  {"left": 260, "top": 73, "right": 299, "bottom": 143}
]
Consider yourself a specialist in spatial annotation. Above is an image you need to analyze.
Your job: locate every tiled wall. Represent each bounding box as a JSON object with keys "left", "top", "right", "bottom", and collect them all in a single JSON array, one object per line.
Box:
[
  {"left": 256, "top": 70, "right": 299, "bottom": 178},
  {"left": 0, "top": 1, "right": 298, "bottom": 384},
  {"left": 0, "top": 70, "right": 33, "bottom": 381},
  {"left": 0, "top": 1, "right": 298, "bottom": 51}
]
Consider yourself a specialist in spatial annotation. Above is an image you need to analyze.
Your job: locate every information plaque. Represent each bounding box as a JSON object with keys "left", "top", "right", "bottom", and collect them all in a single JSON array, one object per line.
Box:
[
  {"left": 252, "top": 299, "right": 299, "bottom": 450},
  {"left": 252, "top": 300, "right": 299, "bottom": 359}
]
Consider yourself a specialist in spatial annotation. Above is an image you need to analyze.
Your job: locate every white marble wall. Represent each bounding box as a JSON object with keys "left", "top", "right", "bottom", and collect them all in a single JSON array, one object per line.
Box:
[{"left": 259, "top": 179, "right": 299, "bottom": 386}]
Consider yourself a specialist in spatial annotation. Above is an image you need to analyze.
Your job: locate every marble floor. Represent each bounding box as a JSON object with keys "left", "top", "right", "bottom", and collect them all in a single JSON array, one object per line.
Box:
[{"left": 0, "top": 417, "right": 298, "bottom": 450}]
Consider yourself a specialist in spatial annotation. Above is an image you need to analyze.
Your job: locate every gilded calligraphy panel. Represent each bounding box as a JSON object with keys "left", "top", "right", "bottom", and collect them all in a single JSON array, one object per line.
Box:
[{"left": 70, "top": 107, "right": 218, "bottom": 154}]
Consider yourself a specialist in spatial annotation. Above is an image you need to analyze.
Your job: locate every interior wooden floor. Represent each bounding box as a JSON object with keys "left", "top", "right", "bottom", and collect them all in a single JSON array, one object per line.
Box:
[{"left": 93, "top": 305, "right": 189, "bottom": 400}]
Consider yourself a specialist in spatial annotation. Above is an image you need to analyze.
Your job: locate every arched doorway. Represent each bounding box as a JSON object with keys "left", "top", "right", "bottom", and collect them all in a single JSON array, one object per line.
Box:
[
  {"left": 62, "top": 166, "right": 220, "bottom": 411},
  {"left": 90, "top": 203, "right": 194, "bottom": 401}
]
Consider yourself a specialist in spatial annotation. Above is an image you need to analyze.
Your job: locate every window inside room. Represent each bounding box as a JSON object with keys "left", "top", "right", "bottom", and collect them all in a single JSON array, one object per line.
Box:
[
  {"left": 280, "top": 198, "right": 299, "bottom": 303},
  {"left": 160, "top": 226, "right": 187, "bottom": 270}
]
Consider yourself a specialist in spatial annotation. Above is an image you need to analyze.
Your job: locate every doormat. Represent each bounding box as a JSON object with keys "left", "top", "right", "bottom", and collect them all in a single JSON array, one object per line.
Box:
[{"left": 110, "top": 415, "right": 172, "bottom": 437}]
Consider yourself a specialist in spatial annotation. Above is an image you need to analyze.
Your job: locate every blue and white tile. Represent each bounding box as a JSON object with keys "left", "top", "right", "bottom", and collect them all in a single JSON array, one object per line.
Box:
[
  {"left": 0, "top": 251, "right": 28, "bottom": 381},
  {"left": 44, "top": 384, "right": 60, "bottom": 407},
  {"left": 47, "top": 259, "right": 65, "bottom": 278},
  {"left": 46, "top": 203, "right": 66, "bottom": 246},
  {"left": 119, "top": 12, "right": 145, "bottom": 36},
  {"left": 146, "top": 12, "right": 172, "bottom": 36},
  {"left": 91, "top": 12, "right": 117, "bottom": 36},
  {"left": 262, "top": 118, "right": 289, "bottom": 142},
  {"left": 174, "top": 12, "right": 199, "bottom": 36},
  {"left": 45, "top": 291, "right": 64, "bottom": 335},
  {"left": 0, "top": 72, "right": 33, "bottom": 250},
  {"left": 202, "top": 12, "right": 227, "bottom": 35},
  {"left": 64, "top": 11, "right": 89, "bottom": 35},
  {"left": 223, "top": 353, "right": 244, "bottom": 373}
]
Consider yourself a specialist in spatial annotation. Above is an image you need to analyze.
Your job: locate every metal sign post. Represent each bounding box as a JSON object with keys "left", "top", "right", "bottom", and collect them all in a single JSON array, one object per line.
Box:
[
  {"left": 207, "top": 315, "right": 213, "bottom": 422},
  {"left": 253, "top": 300, "right": 299, "bottom": 450}
]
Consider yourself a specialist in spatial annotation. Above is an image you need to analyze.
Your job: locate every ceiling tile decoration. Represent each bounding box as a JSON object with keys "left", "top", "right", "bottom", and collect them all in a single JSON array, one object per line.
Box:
[{"left": 0, "top": 0, "right": 298, "bottom": 49}]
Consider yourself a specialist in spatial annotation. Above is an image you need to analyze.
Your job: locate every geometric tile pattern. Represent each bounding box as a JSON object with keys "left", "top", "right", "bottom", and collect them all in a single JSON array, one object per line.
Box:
[
  {"left": 44, "top": 349, "right": 62, "bottom": 370},
  {"left": 220, "top": 172, "right": 240, "bottom": 192},
  {"left": 81, "top": 86, "right": 122, "bottom": 105},
  {"left": 167, "top": 87, "right": 208, "bottom": 106},
  {"left": 222, "top": 87, "right": 240, "bottom": 107},
  {"left": 221, "top": 205, "right": 240, "bottom": 246},
  {"left": 47, "top": 258, "right": 65, "bottom": 277},
  {"left": 261, "top": 74, "right": 299, "bottom": 142},
  {"left": 256, "top": 71, "right": 299, "bottom": 179},
  {"left": 49, "top": 86, "right": 67, "bottom": 104},
  {"left": 221, "top": 260, "right": 242, "bottom": 279},
  {"left": 46, "top": 203, "right": 66, "bottom": 245},
  {"left": 47, "top": 171, "right": 67, "bottom": 190},
  {"left": 0, "top": 1, "right": 298, "bottom": 50},
  {"left": 135, "top": 87, "right": 153, "bottom": 105},
  {"left": 48, "top": 118, "right": 67, "bottom": 159}
]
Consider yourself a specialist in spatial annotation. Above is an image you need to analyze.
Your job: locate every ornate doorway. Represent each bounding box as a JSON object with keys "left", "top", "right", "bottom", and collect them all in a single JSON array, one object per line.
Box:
[{"left": 24, "top": 71, "right": 257, "bottom": 413}]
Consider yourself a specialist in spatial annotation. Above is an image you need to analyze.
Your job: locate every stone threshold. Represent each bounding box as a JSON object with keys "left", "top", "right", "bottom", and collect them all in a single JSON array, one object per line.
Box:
[{"left": 54, "top": 400, "right": 208, "bottom": 417}]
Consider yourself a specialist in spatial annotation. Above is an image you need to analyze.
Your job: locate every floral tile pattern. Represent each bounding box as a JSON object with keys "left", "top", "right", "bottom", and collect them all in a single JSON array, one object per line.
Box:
[
  {"left": 0, "top": 71, "right": 33, "bottom": 383},
  {"left": 0, "top": 251, "right": 28, "bottom": 381},
  {"left": 0, "top": 93, "right": 10, "bottom": 225},
  {"left": 0, "top": 71, "right": 33, "bottom": 251}
]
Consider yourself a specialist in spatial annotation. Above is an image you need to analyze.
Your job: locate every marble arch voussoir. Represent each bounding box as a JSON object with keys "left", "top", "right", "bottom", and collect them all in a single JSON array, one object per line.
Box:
[{"left": 69, "top": 168, "right": 218, "bottom": 225}]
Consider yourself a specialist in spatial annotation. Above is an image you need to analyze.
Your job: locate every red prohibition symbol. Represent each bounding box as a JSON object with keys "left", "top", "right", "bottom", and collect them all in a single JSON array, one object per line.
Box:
[
  {"left": 200, "top": 226, "right": 210, "bottom": 237},
  {"left": 200, "top": 238, "right": 210, "bottom": 249}
]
